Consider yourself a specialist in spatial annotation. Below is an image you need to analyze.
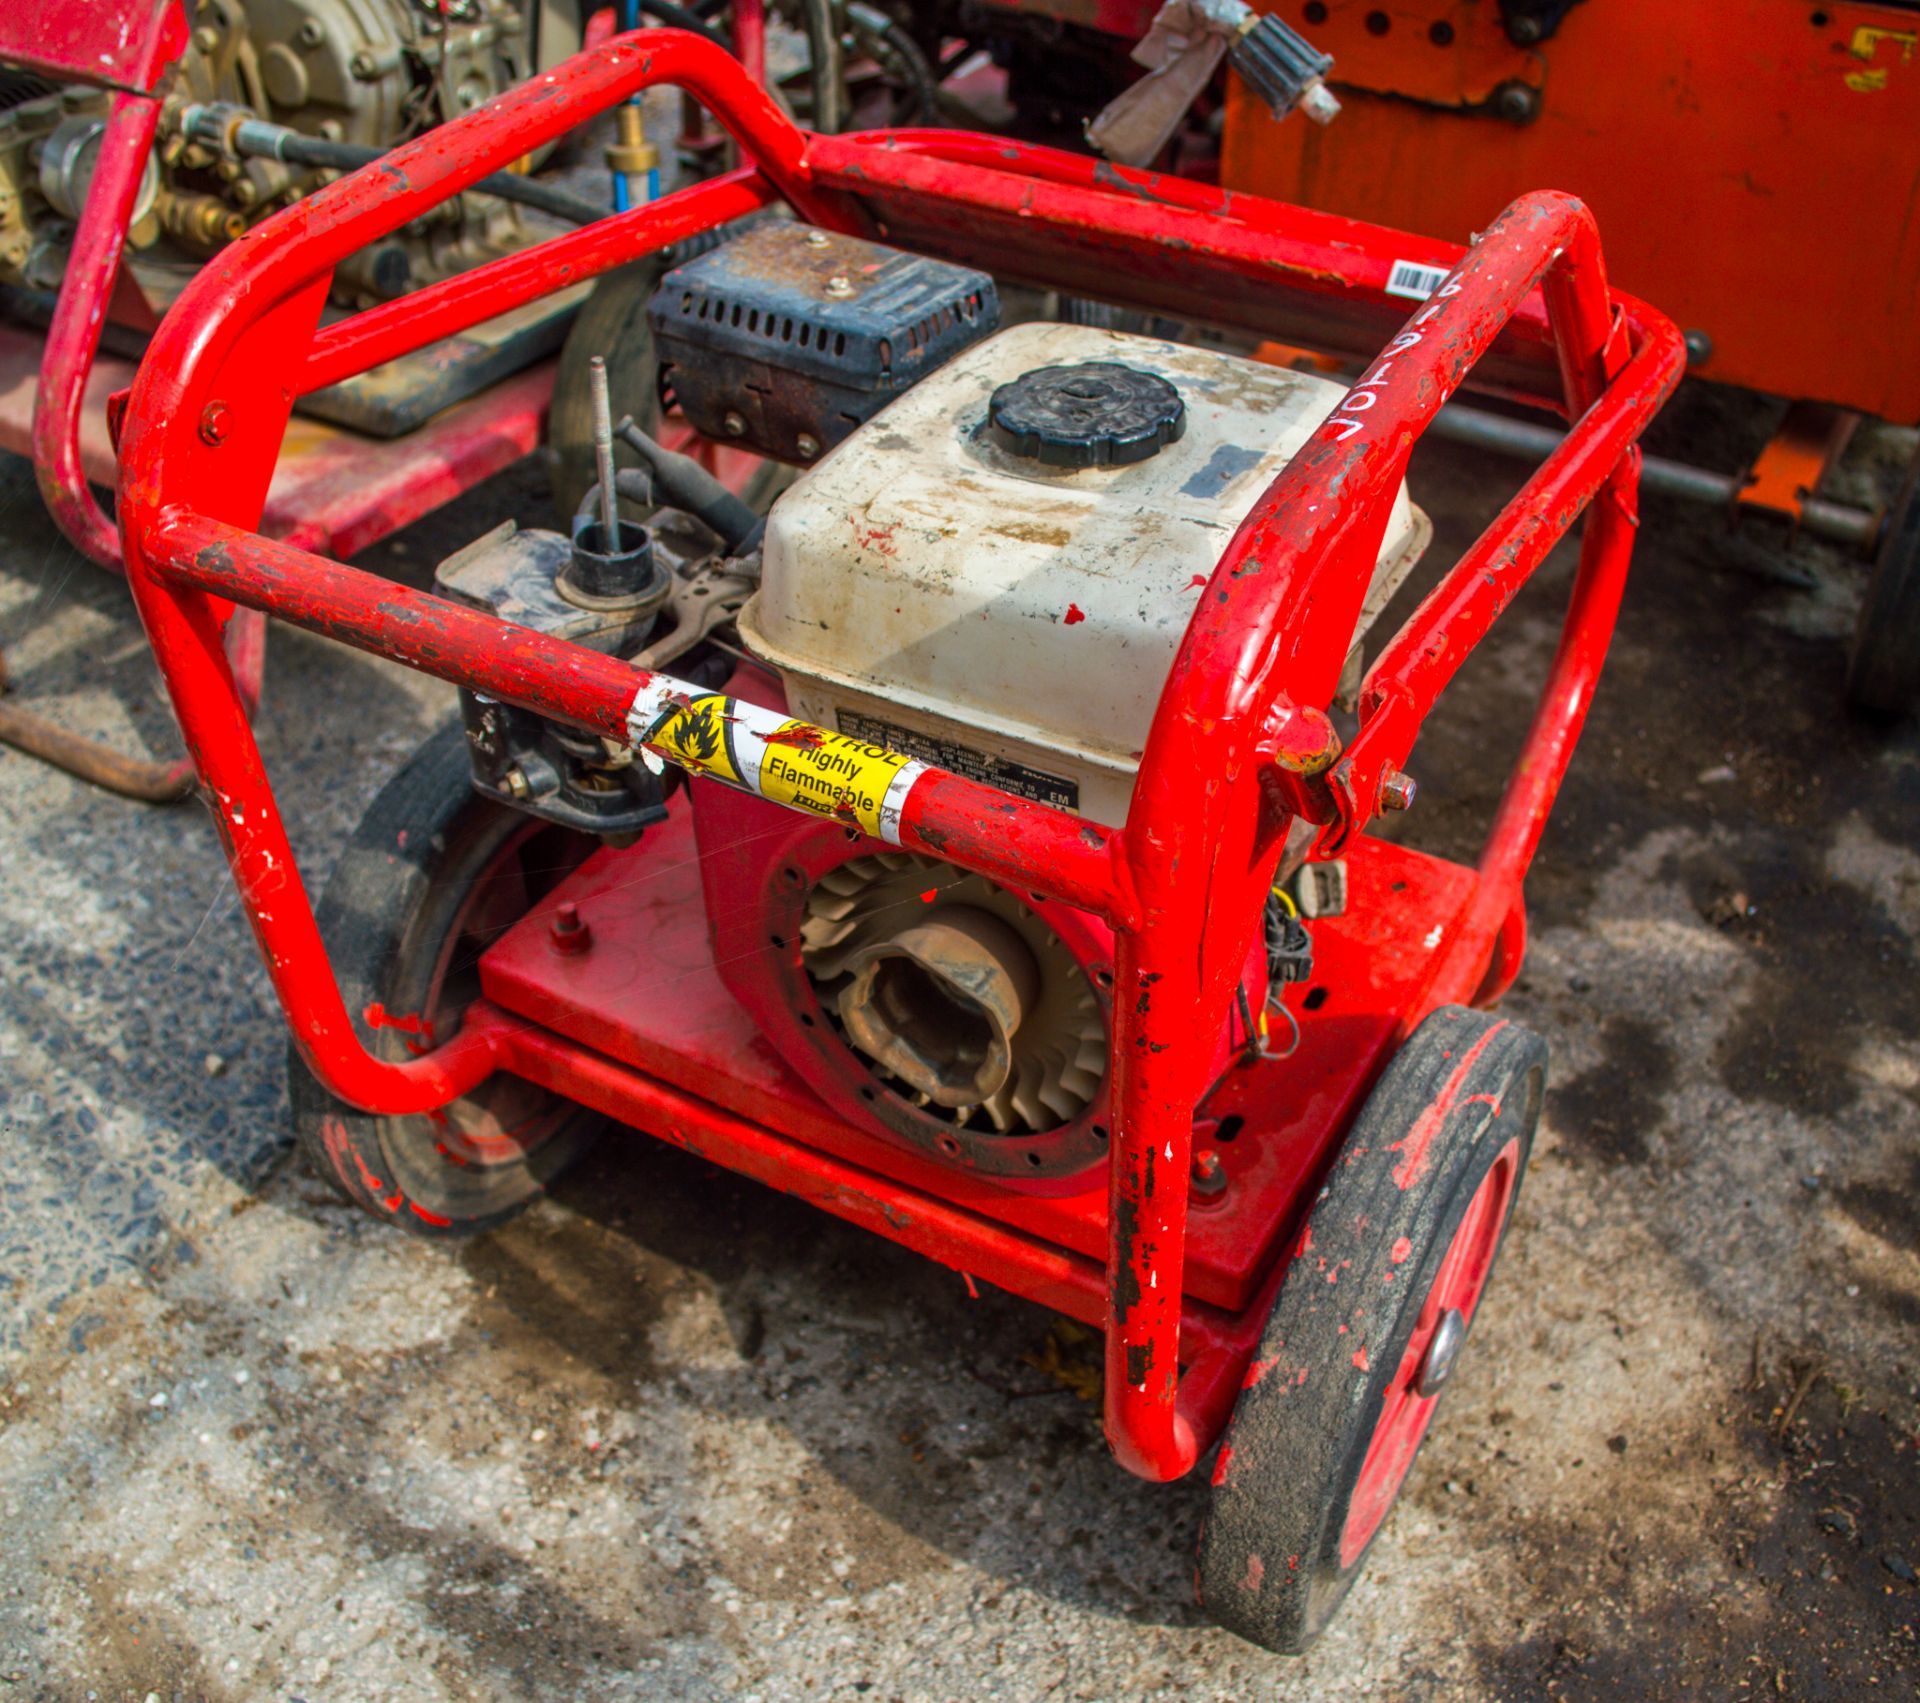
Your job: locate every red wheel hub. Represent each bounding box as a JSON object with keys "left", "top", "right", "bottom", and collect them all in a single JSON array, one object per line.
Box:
[{"left": 1337, "top": 1137, "right": 1520, "bottom": 1567}]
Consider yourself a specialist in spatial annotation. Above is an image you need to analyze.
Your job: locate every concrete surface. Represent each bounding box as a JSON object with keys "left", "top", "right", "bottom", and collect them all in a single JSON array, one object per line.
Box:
[{"left": 0, "top": 379, "right": 1916, "bottom": 1702}]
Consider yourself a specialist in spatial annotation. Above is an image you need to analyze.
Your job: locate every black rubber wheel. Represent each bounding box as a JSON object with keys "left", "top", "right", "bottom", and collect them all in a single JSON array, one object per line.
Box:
[
  {"left": 1847, "top": 450, "right": 1920, "bottom": 719},
  {"left": 546, "top": 259, "right": 667, "bottom": 528},
  {"left": 289, "top": 722, "right": 604, "bottom": 1236},
  {"left": 1197, "top": 1005, "right": 1547, "bottom": 1653}
]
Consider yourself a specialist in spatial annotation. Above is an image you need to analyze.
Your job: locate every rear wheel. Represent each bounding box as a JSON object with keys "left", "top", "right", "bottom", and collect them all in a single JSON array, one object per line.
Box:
[
  {"left": 1847, "top": 448, "right": 1920, "bottom": 719},
  {"left": 289, "top": 723, "right": 603, "bottom": 1236},
  {"left": 1196, "top": 1005, "right": 1546, "bottom": 1652}
]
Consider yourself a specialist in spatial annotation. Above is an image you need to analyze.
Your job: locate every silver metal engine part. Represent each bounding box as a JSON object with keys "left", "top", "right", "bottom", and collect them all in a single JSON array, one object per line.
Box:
[{"left": 0, "top": 0, "right": 581, "bottom": 307}]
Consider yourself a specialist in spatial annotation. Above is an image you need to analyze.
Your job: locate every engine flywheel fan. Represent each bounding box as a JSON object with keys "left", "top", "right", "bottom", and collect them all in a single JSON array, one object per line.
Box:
[{"left": 799, "top": 853, "right": 1106, "bottom": 1139}]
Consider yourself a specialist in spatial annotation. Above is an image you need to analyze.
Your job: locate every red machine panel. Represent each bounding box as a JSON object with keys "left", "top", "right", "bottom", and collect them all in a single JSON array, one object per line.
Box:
[
  {"left": 1224, "top": 0, "right": 1920, "bottom": 420},
  {"left": 479, "top": 791, "right": 1481, "bottom": 1314}
]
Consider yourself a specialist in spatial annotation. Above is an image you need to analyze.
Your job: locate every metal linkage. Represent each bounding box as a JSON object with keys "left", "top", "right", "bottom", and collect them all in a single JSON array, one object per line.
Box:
[
  {"left": 114, "top": 28, "right": 1684, "bottom": 1484},
  {"left": 1429, "top": 401, "right": 1880, "bottom": 551}
]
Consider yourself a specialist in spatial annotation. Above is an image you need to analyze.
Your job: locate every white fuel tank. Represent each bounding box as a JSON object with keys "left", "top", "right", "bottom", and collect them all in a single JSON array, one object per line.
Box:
[{"left": 739, "top": 322, "right": 1430, "bottom": 827}]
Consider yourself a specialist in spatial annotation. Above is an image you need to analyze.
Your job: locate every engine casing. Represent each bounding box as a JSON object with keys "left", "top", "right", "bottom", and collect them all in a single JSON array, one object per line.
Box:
[{"left": 739, "top": 321, "right": 1432, "bottom": 828}]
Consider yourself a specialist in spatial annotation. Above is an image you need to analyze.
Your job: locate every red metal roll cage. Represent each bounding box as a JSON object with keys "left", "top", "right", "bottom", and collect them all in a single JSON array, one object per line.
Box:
[{"left": 115, "top": 29, "right": 1684, "bottom": 1484}]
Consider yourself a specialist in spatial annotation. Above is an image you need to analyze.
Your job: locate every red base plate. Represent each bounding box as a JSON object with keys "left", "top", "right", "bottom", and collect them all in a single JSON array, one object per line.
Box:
[{"left": 480, "top": 798, "right": 1478, "bottom": 1315}]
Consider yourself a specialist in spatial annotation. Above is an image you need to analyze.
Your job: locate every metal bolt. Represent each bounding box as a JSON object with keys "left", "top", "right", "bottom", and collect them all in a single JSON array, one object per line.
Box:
[
  {"left": 500, "top": 766, "right": 532, "bottom": 799},
  {"left": 1493, "top": 80, "right": 1539, "bottom": 123},
  {"left": 721, "top": 410, "right": 747, "bottom": 437},
  {"left": 298, "top": 17, "right": 324, "bottom": 44},
  {"left": 1380, "top": 770, "right": 1418, "bottom": 812},
  {"left": 589, "top": 354, "right": 619, "bottom": 549},
  {"left": 1683, "top": 329, "right": 1714, "bottom": 367},
  {"left": 198, "top": 402, "right": 232, "bottom": 446},
  {"left": 549, "top": 901, "right": 592, "bottom": 955},
  {"left": 796, "top": 433, "right": 821, "bottom": 459},
  {"left": 805, "top": 229, "right": 832, "bottom": 248},
  {"left": 350, "top": 50, "right": 377, "bottom": 78},
  {"left": 824, "top": 274, "right": 855, "bottom": 298},
  {"left": 1415, "top": 1307, "right": 1468, "bottom": 1397},
  {"left": 1507, "top": 14, "right": 1543, "bottom": 43},
  {"left": 1191, "top": 1148, "right": 1228, "bottom": 1197}
]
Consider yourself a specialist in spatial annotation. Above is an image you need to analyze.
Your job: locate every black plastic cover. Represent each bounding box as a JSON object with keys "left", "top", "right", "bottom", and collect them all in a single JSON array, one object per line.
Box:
[
  {"left": 649, "top": 223, "right": 1000, "bottom": 464},
  {"left": 987, "top": 362, "right": 1186, "bottom": 468}
]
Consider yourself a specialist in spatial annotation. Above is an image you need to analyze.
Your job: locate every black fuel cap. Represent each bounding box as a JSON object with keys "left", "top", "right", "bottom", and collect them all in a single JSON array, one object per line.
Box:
[{"left": 987, "top": 361, "right": 1186, "bottom": 468}]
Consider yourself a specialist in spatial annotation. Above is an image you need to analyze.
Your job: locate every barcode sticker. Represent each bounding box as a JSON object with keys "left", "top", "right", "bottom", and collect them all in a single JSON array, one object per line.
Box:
[{"left": 1385, "top": 259, "right": 1450, "bottom": 301}]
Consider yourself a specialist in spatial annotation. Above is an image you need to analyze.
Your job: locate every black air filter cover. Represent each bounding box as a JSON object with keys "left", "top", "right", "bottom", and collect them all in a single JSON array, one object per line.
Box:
[{"left": 648, "top": 222, "right": 1000, "bottom": 465}]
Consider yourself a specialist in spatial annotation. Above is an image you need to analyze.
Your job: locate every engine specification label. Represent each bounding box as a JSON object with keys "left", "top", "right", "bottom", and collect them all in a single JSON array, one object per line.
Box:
[
  {"left": 628, "top": 684, "right": 927, "bottom": 843},
  {"left": 838, "top": 711, "right": 1080, "bottom": 813}
]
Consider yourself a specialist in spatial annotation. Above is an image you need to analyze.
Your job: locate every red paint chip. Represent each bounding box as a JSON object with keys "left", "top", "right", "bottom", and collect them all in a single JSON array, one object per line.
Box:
[{"left": 1063, "top": 603, "right": 1086, "bottom": 625}]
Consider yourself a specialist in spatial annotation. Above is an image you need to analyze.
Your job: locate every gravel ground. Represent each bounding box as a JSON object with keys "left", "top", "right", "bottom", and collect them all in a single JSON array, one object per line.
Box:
[{"left": 0, "top": 375, "right": 1917, "bottom": 1702}]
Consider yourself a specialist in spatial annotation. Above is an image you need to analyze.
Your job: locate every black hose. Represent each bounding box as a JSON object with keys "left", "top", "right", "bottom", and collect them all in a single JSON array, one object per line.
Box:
[
  {"left": 573, "top": 466, "right": 657, "bottom": 525},
  {"left": 849, "top": 3, "right": 937, "bottom": 125},
  {"left": 617, "top": 417, "right": 764, "bottom": 553},
  {"left": 800, "top": 0, "right": 847, "bottom": 132},
  {"left": 635, "top": 0, "right": 732, "bottom": 49},
  {"left": 226, "top": 124, "right": 610, "bottom": 225}
]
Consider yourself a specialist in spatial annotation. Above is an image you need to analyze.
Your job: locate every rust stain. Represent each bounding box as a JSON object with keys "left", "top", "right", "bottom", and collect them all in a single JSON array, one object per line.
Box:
[{"left": 989, "top": 519, "right": 1071, "bottom": 547}]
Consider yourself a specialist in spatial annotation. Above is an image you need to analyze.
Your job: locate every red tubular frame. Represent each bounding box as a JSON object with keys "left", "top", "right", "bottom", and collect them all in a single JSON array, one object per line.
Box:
[
  {"left": 115, "top": 29, "right": 1684, "bottom": 1483},
  {"left": 0, "top": 3, "right": 271, "bottom": 801}
]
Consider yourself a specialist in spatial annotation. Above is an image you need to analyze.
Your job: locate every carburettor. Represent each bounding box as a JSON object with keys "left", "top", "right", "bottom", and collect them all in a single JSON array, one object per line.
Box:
[{"left": 0, "top": 0, "right": 579, "bottom": 310}]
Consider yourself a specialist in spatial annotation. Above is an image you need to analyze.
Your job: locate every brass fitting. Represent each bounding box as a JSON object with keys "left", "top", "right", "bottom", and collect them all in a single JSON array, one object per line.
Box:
[
  {"left": 157, "top": 189, "right": 246, "bottom": 253},
  {"left": 605, "top": 104, "right": 658, "bottom": 179}
]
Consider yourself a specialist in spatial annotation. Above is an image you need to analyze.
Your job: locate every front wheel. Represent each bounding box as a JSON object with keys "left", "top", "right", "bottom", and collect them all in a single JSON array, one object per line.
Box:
[
  {"left": 1196, "top": 1005, "right": 1546, "bottom": 1652},
  {"left": 289, "top": 723, "right": 604, "bottom": 1236}
]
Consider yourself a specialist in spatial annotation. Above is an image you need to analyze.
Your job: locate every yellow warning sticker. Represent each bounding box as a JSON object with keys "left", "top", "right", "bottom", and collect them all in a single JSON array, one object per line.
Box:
[
  {"left": 1846, "top": 25, "right": 1916, "bottom": 90},
  {"left": 628, "top": 683, "right": 929, "bottom": 843},
  {"left": 644, "top": 692, "right": 745, "bottom": 787}
]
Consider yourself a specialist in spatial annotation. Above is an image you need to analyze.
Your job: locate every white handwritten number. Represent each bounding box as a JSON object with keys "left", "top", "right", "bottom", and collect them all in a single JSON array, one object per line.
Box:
[{"left": 1322, "top": 274, "right": 1465, "bottom": 441}]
